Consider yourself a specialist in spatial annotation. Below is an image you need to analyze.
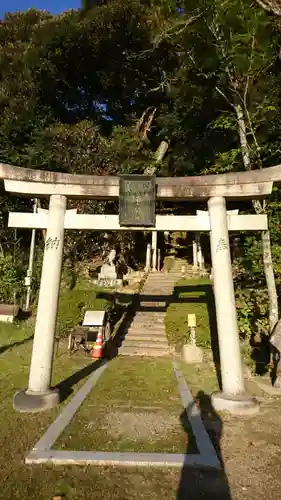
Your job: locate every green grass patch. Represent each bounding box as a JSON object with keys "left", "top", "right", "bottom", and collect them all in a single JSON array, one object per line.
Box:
[
  {"left": 0, "top": 321, "right": 33, "bottom": 350},
  {"left": 56, "top": 357, "right": 197, "bottom": 454},
  {"left": 178, "top": 361, "right": 220, "bottom": 396},
  {"left": 165, "top": 278, "right": 214, "bottom": 349}
]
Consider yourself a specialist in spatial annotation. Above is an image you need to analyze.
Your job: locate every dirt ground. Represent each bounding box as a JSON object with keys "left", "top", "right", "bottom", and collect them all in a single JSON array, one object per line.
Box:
[{"left": 215, "top": 394, "right": 281, "bottom": 500}]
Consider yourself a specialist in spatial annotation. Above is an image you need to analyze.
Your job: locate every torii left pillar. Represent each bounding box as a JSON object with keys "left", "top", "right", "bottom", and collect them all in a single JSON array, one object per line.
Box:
[{"left": 14, "top": 194, "right": 66, "bottom": 412}]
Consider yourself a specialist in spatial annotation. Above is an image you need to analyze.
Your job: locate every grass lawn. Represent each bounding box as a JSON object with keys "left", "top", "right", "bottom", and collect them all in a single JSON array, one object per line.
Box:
[
  {"left": 0, "top": 276, "right": 277, "bottom": 500},
  {"left": 56, "top": 357, "right": 197, "bottom": 454},
  {"left": 0, "top": 321, "right": 220, "bottom": 500},
  {"left": 0, "top": 323, "right": 185, "bottom": 499},
  {"left": 165, "top": 278, "right": 215, "bottom": 350},
  {"left": 0, "top": 320, "right": 280, "bottom": 500}
]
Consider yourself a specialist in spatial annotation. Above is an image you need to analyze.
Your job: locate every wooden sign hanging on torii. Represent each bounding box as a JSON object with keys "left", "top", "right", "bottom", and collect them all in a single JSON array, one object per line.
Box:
[{"left": 119, "top": 174, "right": 156, "bottom": 227}]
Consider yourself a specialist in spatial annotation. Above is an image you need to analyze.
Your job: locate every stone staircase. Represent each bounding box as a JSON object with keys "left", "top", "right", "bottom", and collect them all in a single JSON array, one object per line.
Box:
[{"left": 120, "top": 261, "right": 187, "bottom": 357}]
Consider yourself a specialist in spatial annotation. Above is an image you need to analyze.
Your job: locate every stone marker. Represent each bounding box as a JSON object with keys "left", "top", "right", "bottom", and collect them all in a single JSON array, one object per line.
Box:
[
  {"left": 182, "top": 344, "right": 204, "bottom": 364},
  {"left": 182, "top": 314, "right": 203, "bottom": 364},
  {"left": 98, "top": 263, "right": 118, "bottom": 287}
]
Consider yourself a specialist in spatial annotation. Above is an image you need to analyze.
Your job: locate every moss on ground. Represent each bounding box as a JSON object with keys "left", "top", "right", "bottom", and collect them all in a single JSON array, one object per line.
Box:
[{"left": 56, "top": 357, "right": 197, "bottom": 454}]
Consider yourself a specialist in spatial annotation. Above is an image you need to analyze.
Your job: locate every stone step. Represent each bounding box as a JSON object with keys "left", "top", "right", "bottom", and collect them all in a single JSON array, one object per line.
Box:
[
  {"left": 122, "top": 340, "right": 169, "bottom": 350},
  {"left": 141, "top": 292, "right": 170, "bottom": 295},
  {"left": 140, "top": 293, "right": 172, "bottom": 298},
  {"left": 145, "top": 280, "right": 177, "bottom": 285},
  {"left": 140, "top": 301, "right": 167, "bottom": 308},
  {"left": 130, "top": 319, "right": 165, "bottom": 327},
  {"left": 127, "top": 323, "right": 166, "bottom": 335},
  {"left": 146, "top": 275, "right": 178, "bottom": 279},
  {"left": 120, "top": 346, "right": 170, "bottom": 357},
  {"left": 146, "top": 275, "right": 179, "bottom": 279},
  {"left": 127, "top": 328, "right": 165, "bottom": 337},
  {"left": 125, "top": 333, "right": 167, "bottom": 342},
  {"left": 132, "top": 312, "right": 165, "bottom": 319},
  {"left": 144, "top": 282, "right": 175, "bottom": 285},
  {"left": 133, "top": 311, "right": 165, "bottom": 317}
]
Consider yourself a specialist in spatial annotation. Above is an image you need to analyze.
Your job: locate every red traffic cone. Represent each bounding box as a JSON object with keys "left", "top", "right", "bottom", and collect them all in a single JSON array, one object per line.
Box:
[{"left": 91, "top": 328, "right": 103, "bottom": 359}]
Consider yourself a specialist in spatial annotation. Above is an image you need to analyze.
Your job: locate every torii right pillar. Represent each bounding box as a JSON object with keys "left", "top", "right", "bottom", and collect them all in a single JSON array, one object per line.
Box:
[{"left": 208, "top": 196, "right": 258, "bottom": 414}]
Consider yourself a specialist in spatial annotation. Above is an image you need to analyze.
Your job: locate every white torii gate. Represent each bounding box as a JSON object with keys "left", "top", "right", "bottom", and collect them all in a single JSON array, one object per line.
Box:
[
  {"left": 2, "top": 162, "right": 280, "bottom": 415},
  {"left": 8, "top": 206, "right": 267, "bottom": 414}
]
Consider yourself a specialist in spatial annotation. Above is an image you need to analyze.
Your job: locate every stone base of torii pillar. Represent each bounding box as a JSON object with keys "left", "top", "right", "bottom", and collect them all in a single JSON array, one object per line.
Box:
[{"left": 13, "top": 387, "right": 59, "bottom": 413}]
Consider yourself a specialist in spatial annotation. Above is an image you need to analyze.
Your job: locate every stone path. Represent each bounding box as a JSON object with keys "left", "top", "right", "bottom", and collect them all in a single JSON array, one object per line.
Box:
[{"left": 120, "top": 261, "right": 200, "bottom": 357}]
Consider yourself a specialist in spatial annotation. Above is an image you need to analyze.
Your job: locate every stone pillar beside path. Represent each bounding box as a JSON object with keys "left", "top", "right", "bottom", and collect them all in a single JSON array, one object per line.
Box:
[
  {"left": 192, "top": 239, "right": 198, "bottom": 269},
  {"left": 14, "top": 194, "right": 67, "bottom": 412},
  {"left": 145, "top": 243, "right": 152, "bottom": 272},
  {"left": 152, "top": 231, "right": 157, "bottom": 272},
  {"left": 208, "top": 196, "right": 258, "bottom": 414},
  {"left": 196, "top": 235, "right": 204, "bottom": 269}
]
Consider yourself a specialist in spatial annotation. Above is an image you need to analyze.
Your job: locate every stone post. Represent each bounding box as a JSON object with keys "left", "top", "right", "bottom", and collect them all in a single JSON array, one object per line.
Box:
[
  {"left": 14, "top": 194, "right": 67, "bottom": 412},
  {"left": 192, "top": 239, "right": 198, "bottom": 269},
  {"left": 196, "top": 235, "right": 204, "bottom": 269},
  {"left": 145, "top": 243, "right": 151, "bottom": 272},
  {"left": 152, "top": 230, "right": 157, "bottom": 272},
  {"left": 208, "top": 196, "right": 258, "bottom": 414},
  {"left": 157, "top": 248, "right": 161, "bottom": 272}
]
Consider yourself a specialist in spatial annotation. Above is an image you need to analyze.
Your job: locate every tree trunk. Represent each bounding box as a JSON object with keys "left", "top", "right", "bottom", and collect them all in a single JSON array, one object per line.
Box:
[
  {"left": 261, "top": 229, "right": 279, "bottom": 331},
  {"left": 236, "top": 103, "right": 251, "bottom": 170},
  {"left": 235, "top": 103, "right": 278, "bottom": 333},
  {"left": 255, "top": 0, "right": 281, "bottom": 16},
  {"left": 144, "top": 140, "right": 169, "bottom": 176},
  {"left": 37, "top": 199, "right": 46, "bottom": 242}
]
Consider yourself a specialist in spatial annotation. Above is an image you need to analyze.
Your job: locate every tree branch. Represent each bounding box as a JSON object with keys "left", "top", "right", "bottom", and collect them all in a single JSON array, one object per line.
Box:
[{"left": 256, "top": 0, "right": 281, "bottom": 16}]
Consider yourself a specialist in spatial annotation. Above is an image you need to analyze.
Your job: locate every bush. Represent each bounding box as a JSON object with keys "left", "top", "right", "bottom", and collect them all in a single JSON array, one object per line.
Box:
[
  {"left": 0, "top": 253, "right": 25, "bottom": 304},
  {"left": 235, "top": 287, "right": 269, "bottom": 339},
  {"left": 57, "top": 286, "right": 111, "bottom": 337}
]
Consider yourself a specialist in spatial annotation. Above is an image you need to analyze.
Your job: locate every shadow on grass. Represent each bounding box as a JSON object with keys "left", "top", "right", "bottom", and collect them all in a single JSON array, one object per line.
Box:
[
  {"left": 0, "top": 334, "right": 34, "bottom": 355},
  {"left": 173, "top": 285, "right": 222, "bottom": 390},
  {"left": 55, "top": 293, "right": 139, "bottom": 403},
  {"left": 55, "top": 358, "right": 106, "bottom": 403},
  {"left": 178, "top": 390, "right": 231, "bottom": 500}
]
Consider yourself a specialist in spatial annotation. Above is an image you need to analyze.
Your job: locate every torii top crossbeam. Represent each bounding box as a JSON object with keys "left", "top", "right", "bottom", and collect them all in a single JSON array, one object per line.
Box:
[{"left": 1, "top": 162, "right": 281, "bottom": 200}]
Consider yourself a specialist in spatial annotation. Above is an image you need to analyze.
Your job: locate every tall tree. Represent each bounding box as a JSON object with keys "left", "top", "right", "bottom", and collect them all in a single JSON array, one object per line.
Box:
[{"left": 150, "top": 0, "right": 281, "bottom": 333}]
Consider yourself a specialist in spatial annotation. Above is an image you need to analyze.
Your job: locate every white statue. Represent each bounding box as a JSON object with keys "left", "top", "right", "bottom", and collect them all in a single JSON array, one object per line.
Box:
[{"left": 106, "top": 248, "right": 116, "bottom": 266}]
